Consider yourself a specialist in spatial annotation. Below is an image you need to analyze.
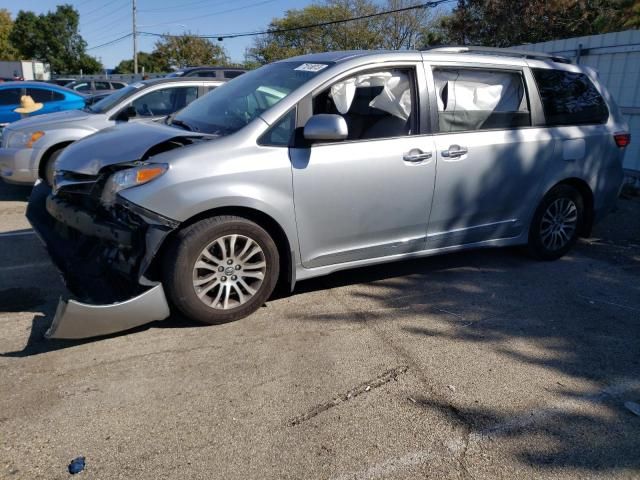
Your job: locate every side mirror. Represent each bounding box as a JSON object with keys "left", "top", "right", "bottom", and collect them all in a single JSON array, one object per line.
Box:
[
  {"left": 303, "top": 114, "right": 348, "bottom": 142},
  {"left": 117, "top": 105, "right": 137, "bottom": 121}
]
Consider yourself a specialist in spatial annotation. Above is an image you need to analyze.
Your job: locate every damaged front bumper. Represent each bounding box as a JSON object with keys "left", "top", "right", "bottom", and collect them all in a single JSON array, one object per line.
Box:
[{"left": 26, "top": 180, "right": 178, "bottom": 339}]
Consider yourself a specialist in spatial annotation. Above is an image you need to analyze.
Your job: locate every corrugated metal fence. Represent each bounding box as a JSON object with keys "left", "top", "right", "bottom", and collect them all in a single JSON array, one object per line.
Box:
[{"left": 515, "top": 29, "right": 640, "bottom": 173}]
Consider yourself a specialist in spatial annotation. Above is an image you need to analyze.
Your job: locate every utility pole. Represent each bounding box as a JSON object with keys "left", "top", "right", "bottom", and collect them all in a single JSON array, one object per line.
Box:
[{"left": 132, "top": 0, "right": 138, "bottom": 74}]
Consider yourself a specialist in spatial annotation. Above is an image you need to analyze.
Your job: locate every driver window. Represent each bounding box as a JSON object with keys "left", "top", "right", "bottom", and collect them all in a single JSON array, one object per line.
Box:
[
  {"left": 130, "top": 87, "right": 176, "bottom": 117},
  {"left": 313, "top": 68, "right": 416, "bottom": 141}
]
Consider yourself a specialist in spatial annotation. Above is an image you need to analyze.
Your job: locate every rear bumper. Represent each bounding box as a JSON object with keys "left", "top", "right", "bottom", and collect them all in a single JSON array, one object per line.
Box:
[
  {"left": 27, "top": 181, "right": 177, "bottom": 339},
  {"left": 593, "top": 165, "right": 625, "bottom": 224}
]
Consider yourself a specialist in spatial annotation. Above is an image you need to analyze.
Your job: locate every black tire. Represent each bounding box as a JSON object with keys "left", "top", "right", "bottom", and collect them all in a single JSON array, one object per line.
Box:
[
  {"left": 162, "top": 216, "right": 280, "bottom": 325},
  {"left": 528, "top": 184, "right": 584, "bottom": 261},
  {"left": 43, "top": 149, "right": 63, "bottom": 186}
]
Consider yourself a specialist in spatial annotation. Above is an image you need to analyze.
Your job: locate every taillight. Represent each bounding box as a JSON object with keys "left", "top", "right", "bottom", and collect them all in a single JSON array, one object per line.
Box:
[{"left": 614, "top": 132, "right": 630, "bottom": 148}]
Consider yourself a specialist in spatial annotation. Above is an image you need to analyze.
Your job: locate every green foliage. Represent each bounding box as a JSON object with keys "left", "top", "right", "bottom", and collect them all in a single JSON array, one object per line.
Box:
[
  {"left": 438, "top": 0, "right": 639, "bottom": 47},
  {"left": 153, "top": 33, "right": 229, "bottom": 69},
  {"left": 246, "top": 0, "right": 443, "bottom": 65},
  {"left": 8, "top": 4, "right": 102, "bottom": 74},
  {"left": 0, "top": 9, "right": 18, "bottom": 60},
  {"left": 114, "top": 51, "right": 165, "bottom": 74}
]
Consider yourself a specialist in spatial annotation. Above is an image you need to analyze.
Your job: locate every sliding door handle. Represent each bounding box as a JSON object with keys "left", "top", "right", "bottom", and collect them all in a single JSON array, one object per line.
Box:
[{"left": 442, "top": 145, "right": 468, "bottom": 158}]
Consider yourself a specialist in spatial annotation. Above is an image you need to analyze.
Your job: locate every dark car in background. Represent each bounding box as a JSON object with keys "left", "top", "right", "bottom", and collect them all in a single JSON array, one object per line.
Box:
[
  {"left": 165, "top": 66, "right": 246, "bottom": 80},
  {"left": 64, "top": 79, "right": 128, "bottom": 94},
  {"left": 46, "top": 78, "right": 77, "bottom": 87}
]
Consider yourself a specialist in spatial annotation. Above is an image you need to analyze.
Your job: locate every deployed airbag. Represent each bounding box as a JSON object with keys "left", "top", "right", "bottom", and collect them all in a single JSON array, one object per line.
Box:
[{"left": 330, "top": 71, "right": 412, "bottom": 121}]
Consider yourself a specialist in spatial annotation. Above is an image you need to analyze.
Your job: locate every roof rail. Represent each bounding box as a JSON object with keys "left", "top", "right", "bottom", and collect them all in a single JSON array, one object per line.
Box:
[{"left": 423, "top": 46, "right": 572, "bottom": 64}]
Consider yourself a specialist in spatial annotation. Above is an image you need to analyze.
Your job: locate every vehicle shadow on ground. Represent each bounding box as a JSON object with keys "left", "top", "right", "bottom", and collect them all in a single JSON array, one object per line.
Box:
[
  {"left": 290, "top": 235, "right": 640, "bottom": 474},
  {"left": 0, "top": 182, "right": 31, "bottom": 201},
  {"left": 0, "top": 306, "right": 204, "bottom": 358}
]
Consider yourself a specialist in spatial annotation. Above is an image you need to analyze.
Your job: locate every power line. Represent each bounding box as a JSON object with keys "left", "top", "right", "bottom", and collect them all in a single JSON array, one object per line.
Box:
[
  {"left": 139, "top": 0, "right": 454, "bottom": 40},
  {"left": 87, "top": 32, "right": 133, "bottom": 51},
  {"left": 81, "top": 0, "right": 129, "bottom": 18},
  {"left": 139, "top": 0, "right": 238, "bottom": 13},
  {"left": 140, "top": 0, "right": 276, "bottom": 27},
  {"left": 82, "top": 0, "right": 131, "bottom": 28},
  {"left": 82, "top": 12, "right": 132, "bottom": 38},
  {"left": 87, "top": 0, "right": 453, "bottom": 51}
]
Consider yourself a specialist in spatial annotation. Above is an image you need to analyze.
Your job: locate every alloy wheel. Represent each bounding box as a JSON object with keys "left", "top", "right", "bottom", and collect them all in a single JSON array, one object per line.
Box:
[
  {"left": 192, "top": 234, "right": 267, "bottom": 310},
  {"left": 539, "top": 197, "right": 578, "bottom": 251}
]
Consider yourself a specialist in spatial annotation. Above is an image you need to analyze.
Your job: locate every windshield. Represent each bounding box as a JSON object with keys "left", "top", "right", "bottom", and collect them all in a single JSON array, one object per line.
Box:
[
  {"left": 172, "top": 61, "right": 332, "bottom": 135},
  {"left": 86, "top": 82, "right": 147, "bottom": 114},
  {"left": 165, "top": 71, "right": 185, "bottom": 78}
]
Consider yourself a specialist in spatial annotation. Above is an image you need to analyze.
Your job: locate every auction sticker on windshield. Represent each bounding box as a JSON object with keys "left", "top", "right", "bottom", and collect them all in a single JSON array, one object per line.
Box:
[{"left": 294, "top": 63, "right": 329, "bottom": 72}]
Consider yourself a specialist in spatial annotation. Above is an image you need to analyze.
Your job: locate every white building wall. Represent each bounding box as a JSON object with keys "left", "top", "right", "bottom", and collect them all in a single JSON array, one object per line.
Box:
[{"left": 514, "top": 30, "right": 640, "bottom": 172}]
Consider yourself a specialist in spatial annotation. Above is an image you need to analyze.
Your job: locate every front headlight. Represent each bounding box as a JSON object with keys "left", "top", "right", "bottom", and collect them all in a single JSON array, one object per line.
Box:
[
  {"left": 101, "top": 163, "right": 169, "bottom": 205},
  {"left": 8, "top": 131, "right": 45, "bottom": 148}
]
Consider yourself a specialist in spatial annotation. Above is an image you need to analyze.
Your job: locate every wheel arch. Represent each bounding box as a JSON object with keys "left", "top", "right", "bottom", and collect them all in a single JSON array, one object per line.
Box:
[
  {"left": 38, "top": 141, "right": 75, "bottom": 180},
  {"left": 548, "top": 177, "right": 594, "bottom": 236},
  {"left": 154, "top": 205, "right": 296, "bottom": 292}
]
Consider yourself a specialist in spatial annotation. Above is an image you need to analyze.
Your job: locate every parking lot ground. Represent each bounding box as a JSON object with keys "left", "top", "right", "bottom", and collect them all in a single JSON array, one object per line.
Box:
[{"left": 0, "top": 182, "right": 639, "bottom": 480}]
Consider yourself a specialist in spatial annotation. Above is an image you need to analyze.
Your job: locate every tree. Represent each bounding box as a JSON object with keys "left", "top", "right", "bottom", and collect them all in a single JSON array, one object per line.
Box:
[
  {"left": 438, "top": 0, "right": 639, "bottom": 47},
  {"left": 379, "top": 0, "right": 441, "bottom": 50},
  {"left": 153, "top": 33, "right": 228, "bottom": 69},
  {"left": 0, "top": 9, "right": 17, "bottom": 60},
  {"left": 9, "top": 4, "right": 102, "bottom": 74},
  {"left": 114, "top": 51, "right": 165, "bottom": 74},
  {"left": 246, "top": 0, "right": 445, "bottom": 65}
]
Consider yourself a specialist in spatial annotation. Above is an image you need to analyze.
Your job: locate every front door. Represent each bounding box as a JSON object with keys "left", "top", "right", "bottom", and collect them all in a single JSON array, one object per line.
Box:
[{"left": 290, "top": 64, "right": 436, "bottom": 268}]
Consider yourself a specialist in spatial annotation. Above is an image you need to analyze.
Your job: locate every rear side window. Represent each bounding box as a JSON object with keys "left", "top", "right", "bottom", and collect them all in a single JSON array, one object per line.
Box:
[
  {"left": 224, "top": 70, "right": 244, "bottom": 79},
  {"left": 95, "top": 81, "right": 111, "bottom": 90},
  {"left": 27, "top": 88, "right": 65, "bottom": 103},
  {"left": 0, "top": 88, "right": 21, "bottom": 105},
  {"left": 433, "top": 68, "right": 531, "bottom": 133},
  {"left": 195, "top": 70, "right": 217, "bottom": 78},
  {"left": 532, "top": 68, "right": 608, "bottom": 126}
]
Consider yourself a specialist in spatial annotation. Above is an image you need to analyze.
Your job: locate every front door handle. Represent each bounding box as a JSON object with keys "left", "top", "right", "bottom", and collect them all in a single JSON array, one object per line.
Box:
[
  {"left": 442, "top": 145, "right": 468, "bottom": 158},
  {"left": 403, "top": 150, "right": 432, "bottom": 163}
]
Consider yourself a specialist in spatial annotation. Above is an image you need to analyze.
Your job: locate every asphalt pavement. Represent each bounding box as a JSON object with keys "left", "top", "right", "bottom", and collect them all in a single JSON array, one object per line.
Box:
[{"left": 0, "top": 181, "right": 639, "bottom": 479}]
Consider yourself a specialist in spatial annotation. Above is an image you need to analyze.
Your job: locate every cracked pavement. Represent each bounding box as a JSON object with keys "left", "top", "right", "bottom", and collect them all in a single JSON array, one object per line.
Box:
[{"left": 0, "top": 181, "right": 639, "bottom": 479}]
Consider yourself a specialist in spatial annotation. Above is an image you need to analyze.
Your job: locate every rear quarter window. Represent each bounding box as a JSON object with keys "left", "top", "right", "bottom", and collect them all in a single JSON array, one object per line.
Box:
[
  {"left": 532, "top": 68, "right": 608, "bottom": 126},
  {"left": 27, "top": 88, "right": 65, "bottom": 102}
]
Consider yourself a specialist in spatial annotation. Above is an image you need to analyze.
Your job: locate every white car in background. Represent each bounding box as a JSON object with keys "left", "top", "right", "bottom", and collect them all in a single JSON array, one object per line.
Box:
[{"left": 0, "top": 78, "right": 223, "bottom": 185}]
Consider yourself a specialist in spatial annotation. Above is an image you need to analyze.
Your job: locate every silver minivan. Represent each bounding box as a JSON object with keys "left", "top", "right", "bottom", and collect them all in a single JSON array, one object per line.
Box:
[{"left": 27, "top": 48, "right": 630, "bottom": 339}]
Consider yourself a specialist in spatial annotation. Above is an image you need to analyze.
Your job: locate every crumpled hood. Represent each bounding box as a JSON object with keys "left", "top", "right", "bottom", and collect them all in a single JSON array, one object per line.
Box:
[
  {"left": 8, "top": 109, "right": 93, "bottom": 130},
  {"left": 57, "top": 121, "right": 205, "bottom": 175}
]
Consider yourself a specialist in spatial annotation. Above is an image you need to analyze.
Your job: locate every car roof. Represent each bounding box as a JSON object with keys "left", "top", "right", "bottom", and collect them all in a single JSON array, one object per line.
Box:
[
  {"left": 0, "top": 81, "right": 81, "bottom": 94},
  {"left": 279, "top": 48, "right": 576, "bottom": 70},
  {"left": 135, "top": 77, "right": 224, "bottom": 86},
  {"left": 177, "top": 66, "right": 246, "bottom": 72}
]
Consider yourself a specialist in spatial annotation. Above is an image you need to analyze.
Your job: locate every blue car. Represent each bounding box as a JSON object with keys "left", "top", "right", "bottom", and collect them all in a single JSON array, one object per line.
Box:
[{"left": 0, "top": 82, "right": 85, "bottom": 125}]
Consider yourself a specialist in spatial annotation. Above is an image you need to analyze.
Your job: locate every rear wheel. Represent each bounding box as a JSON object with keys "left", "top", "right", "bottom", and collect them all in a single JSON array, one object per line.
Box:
[
  {"left": 163, "top": 216, "right": 280, "bottom": 324},
  {"left": 528, "top": 185, "right": 584, "bottom": 260}
]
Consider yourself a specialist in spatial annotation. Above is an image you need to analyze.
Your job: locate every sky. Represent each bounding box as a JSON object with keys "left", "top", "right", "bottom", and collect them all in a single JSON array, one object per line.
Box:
[{"left": 3, "top": 0, "right": 315, "bottom": 69}]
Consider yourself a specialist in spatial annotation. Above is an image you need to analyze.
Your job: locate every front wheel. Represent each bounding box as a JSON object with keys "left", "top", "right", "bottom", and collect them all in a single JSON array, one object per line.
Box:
[
  {"left": 43, "top": 149, "right": 63, "bottom": 186},
  {"left": 163, "top": 216, "right": 280, "bottom": 324},
  {"left": 527, "top": 185, "right": 584, "bottom": 260}
]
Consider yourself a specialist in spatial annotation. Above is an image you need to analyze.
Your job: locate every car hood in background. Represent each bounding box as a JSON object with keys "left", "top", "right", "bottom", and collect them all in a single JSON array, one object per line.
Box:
[
  {"left": 57, "top": 122, "right": 206, "bottom": 175},
  {"left": 7, "top": 109, "right": 94, "bottom": 130}
]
